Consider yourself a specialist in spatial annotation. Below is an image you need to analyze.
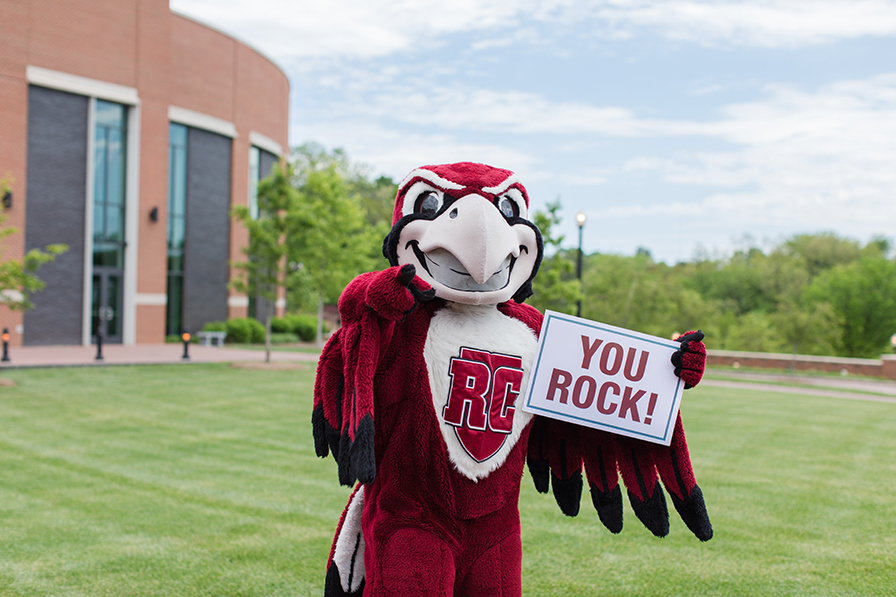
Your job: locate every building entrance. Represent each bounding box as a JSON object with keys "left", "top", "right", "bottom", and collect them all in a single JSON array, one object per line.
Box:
[{"left": 92, "top": 269, "right": 122, "bottom": 343}]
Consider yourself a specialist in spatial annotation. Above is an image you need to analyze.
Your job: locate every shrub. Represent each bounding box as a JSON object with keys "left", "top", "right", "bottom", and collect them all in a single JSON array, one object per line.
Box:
[
  {"left": 270, "top": 316, "right": 291, "bottom": 334},
  {"left": 202, "top": 321, "right": 228, "bottom": 333},
  {"left": 283, "top": 313, "right": 324, "bottom": 342},
  {"left": 226, "top": 317, "right": 266, "bottom": 343}
]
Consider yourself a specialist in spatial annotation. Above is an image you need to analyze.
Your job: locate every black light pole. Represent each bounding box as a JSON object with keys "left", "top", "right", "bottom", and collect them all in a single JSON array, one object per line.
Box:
[
  {"left": 94, "top": 323, "right": 104, "bottom": 361},
  {"left": 576, "top": 212, "right": 586, "bottom": 318},
  {"left": 182, "top": 330, "right": 191, "bottom": 360},
  {"left": 1, "top": 328, "right": 10, "bottom": 362}
]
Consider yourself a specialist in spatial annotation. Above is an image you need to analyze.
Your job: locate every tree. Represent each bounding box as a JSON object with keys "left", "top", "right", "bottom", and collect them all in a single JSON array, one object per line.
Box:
[
  {"left": 804, "top": 256, "right": 896, "bottom": 357},
  {"left": 0, "top": 178, "right": 68, "bottom": 312},
  {"left": 231, "top": 161, "right": 299, "bottom": 362},
  {"left": 528, "top": 200, "right": 582, "bottom": 315},
  {"left": 290, "top": 163, "right": 381, "bottom": 344}
]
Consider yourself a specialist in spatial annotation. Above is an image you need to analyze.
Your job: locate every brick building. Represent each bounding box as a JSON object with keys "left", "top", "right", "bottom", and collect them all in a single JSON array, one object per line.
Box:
[{"left": 0, "top": 0, "right": 290, "bottom": 346}]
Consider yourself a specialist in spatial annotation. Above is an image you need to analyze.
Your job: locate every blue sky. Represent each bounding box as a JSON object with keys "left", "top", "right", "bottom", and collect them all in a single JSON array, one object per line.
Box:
[{"left": 170, "top": 0, "right": 896, "bottom": 263}]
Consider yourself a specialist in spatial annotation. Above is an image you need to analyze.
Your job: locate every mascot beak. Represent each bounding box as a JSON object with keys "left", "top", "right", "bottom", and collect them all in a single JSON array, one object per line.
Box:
[{"left": 414, "top": 194, "right": 522, "bottom": 288}]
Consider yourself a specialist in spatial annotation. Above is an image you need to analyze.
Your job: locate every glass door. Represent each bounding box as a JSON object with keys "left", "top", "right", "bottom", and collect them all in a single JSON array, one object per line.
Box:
[
  {"left": 92, "top": 270, "right": 122, "bottom": 343},
  {"left": 91, "top": 100, "right": 127, "bottom": 344}
]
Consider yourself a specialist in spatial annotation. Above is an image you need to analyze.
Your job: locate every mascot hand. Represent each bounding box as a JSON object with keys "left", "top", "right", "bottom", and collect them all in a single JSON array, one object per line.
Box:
[
  {"left": 364, "top": 264, "right": 434, "bottom": 320},
  {"left": 671, "top": 330, "right": 706, "bottom": 389}
]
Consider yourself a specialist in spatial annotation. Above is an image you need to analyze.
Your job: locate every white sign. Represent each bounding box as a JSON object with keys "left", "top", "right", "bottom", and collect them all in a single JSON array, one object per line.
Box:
[{"left": 521, "top": 310, "right": 684, "bottom": 446}]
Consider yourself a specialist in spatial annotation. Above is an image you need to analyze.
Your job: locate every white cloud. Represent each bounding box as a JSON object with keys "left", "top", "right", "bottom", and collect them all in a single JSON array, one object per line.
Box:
[
  {"left": 171, "top": 0, "right": 896, "bottom": 63},
  {"left": 293, "top": 122, "right": 541, "bottom": 181},
  {"left": 592, "top": 0, "right": 896, "bottom": 48}
]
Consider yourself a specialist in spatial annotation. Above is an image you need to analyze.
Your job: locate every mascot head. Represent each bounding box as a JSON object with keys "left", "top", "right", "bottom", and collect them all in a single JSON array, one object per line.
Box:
[{"left": 384, "top": 162, "right": 543, "bottom": 305}]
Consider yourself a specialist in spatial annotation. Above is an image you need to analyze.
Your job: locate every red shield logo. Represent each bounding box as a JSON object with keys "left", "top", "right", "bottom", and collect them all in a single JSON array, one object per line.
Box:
[{"left": 443, "top": 347, "right": 524, "bottom": 462}]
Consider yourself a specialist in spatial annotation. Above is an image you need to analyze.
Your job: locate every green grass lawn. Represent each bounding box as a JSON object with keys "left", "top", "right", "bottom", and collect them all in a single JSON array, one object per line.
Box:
[{"left": 1, "top": 365, "right": 894, "bottom": 596}]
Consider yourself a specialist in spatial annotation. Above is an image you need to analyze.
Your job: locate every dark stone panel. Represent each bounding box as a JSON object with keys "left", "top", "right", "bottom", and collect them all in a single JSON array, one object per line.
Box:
[
  {"left": 23, "top": 86, "right": 88, "bottom": 346},
  {"left": 183, "top": 127, "right": 231, "bottom": 333}
]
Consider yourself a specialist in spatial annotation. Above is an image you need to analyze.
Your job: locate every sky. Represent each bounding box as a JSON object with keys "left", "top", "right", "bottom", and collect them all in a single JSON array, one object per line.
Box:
[{"left": 170, "top": 0, "right": 896, "bottom": 264}]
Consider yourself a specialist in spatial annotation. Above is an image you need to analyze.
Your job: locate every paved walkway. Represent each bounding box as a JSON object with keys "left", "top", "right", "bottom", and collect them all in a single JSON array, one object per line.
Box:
[
  {"left": 0, "top": 343, "right": 320, "bottom": 369},
  {"left": 702, "top": 370, "right": 896, "bottom": 403}
]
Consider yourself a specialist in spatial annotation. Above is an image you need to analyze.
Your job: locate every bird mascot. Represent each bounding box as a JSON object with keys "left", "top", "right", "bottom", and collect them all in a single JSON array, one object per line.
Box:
[{"left": 312, "top": 161, "right": 711, "bottom": 596}]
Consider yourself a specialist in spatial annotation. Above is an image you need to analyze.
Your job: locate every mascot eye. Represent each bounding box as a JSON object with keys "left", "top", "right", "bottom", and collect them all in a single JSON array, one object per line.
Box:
[
  {"left": 497, "top": 196, "right": 519, "bottom": 219},
  {"left": 414, "top": 191, "right": 443, "bottom": 217}
]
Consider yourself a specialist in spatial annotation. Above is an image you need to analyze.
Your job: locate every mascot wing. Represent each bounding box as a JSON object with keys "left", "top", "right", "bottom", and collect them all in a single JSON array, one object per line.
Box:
[
  {"left": 312, "top": 265, "right": 433, "bottom": 487},
  {"left": 526, "top": 330, "right": 713, "bottom": 541}
]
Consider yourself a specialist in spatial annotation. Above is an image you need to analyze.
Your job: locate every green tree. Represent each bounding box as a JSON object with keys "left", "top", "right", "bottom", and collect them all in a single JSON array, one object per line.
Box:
[
  {"left": 772, "top": 300, "right": 839, "bottom": 366},
  {"left": 231, "top": 161, "right": 299, "bottom": 362},
  {"left": 805, "top": 256, "right": 896, "bottom": 357},
  {"left": 528, "top": 201, "right": 582, "bottom": 315},
  {"left": 0, "top": 178, "right": 68, "bottom": 313},
  {"left": 289, "top": 164, "right": 380, "bottom": 344}
]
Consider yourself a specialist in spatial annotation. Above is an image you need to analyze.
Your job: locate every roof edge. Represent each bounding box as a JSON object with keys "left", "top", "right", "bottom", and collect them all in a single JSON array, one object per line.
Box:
[{"left": 170, "top": 8, "right": 290, "bottom": 87}]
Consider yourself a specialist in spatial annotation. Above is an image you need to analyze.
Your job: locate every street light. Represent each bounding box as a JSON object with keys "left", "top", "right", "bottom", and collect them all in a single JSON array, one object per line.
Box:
[{"left": 576, "top": 212, "right": 586, "bottom": 318}]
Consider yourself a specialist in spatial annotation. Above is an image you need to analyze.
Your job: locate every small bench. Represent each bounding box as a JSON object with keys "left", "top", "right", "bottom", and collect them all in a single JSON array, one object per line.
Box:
[{"left": 196, "top": 331, "right": 226, "bottom": 347}]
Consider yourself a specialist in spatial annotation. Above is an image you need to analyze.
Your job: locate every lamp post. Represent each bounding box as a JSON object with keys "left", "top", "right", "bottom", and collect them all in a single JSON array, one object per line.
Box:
[
  {"left": 182, "top": 330, "right": 191, "bottom": 360},
  {"left": 1, "top": 328, "right": 10, "bottom": 362},
  {"left": 576, "top": 212, "right": 586, "bottom": 318}
]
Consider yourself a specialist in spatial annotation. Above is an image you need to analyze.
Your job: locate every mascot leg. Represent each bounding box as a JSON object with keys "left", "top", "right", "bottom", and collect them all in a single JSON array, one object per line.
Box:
[
  {"left": 324, "top": 485, "right": 366, "bottom": 597},
  {"left": 363, "top": 525, "right": 455, "bottom": 596},
  {"left": 455, "top": 529, "right": 522, "bottom": 597}
]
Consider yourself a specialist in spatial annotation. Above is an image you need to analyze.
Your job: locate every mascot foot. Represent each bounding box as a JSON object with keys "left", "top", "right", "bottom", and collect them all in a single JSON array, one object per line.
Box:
[{"left": 325, "top": 562, "right": 364, "bottom": 597}]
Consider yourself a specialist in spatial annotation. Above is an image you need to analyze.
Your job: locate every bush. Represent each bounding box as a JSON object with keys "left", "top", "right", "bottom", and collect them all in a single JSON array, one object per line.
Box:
[
  {"left": 270, "top": 317, "right": 291, "bottom": 334},
  {"left": 202, "top": 321, "right": 228, "bottom": 333},
  {"left": 283, "top": 313, "right": 326, "bottom": 342},
  {"left": 226, "top": 317, "right": 266, "bottom": 343}
]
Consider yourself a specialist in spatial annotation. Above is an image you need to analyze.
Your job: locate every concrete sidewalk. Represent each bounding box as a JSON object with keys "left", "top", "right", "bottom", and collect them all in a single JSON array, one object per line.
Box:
[{"left": 0, "top": 343, "right": 320, "bottom": 369}]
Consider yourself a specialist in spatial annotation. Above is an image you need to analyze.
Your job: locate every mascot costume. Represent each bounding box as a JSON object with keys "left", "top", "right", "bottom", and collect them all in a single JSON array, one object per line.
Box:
[{"left": 312, "top": 162, "right": 712, "bottom": 596}]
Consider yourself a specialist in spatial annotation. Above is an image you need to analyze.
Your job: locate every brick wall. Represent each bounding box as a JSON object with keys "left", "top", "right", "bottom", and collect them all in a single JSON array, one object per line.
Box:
[
  {"left": 707, "top": 349, "right": 896, "bottom": 380},
  {"left": 0, "top": 0, "right": 290, "bottom": 346}
]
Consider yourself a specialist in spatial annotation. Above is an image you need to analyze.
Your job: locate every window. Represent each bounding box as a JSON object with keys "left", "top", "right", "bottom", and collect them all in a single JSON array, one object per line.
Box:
[
  {"left": 248, "top": 145, "right": 260, "bottom": 220},
  {"left": 166, "top": 123, "right": 188, "bottom": 335},
  {"left": 92, "top": 100, "right": 128, "bottom": 342}
]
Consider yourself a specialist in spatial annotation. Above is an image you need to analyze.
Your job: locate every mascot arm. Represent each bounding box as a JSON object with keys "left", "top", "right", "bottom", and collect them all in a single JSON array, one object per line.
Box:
[
  {"left": 312, "top": 265, "right": 433, "bottom": 487},
  {"left": 526, "top": 330, "right": 713, "bottom": 541}
]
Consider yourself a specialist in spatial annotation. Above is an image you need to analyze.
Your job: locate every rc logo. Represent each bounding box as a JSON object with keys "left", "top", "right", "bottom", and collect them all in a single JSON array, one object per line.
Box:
[{"left": 443, "top": 347, "right": 524, "bottom": 462}]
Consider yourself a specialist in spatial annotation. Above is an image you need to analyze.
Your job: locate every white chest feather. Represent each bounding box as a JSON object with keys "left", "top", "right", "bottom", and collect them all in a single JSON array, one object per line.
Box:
[{"left": 423, "top": 303, "right": 537, "bottom": 481}]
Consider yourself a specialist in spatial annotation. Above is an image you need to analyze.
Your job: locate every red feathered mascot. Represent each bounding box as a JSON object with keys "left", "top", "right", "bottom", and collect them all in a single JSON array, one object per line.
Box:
[{"left": 312, "top": 162, "right": 711, "bottom": 597}]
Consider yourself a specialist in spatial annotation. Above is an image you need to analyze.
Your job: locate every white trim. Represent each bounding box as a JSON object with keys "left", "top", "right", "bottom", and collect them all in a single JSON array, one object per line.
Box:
[
  {"left": 249, "top": 131, "right": 283, "bottom": 156},
  {"left": 135, "top": 293, "right": 167, "bottom": 306},
  {"left": 122, "top": 104, "right": 141, "bottom": 346},
  {"left": 228, "top": 296, "right": 250, "bottom": 308},
  {"left": 26, "top": 66, "right": 139, "bottom": 105},
  {"left": 398, "top": 168, "right": 465, "bottom": 193},
  {"left": 168, "top": 106, "right": 237, "bottom": 138},
  {"left": 1, "top": 290, "right": 24, "bottom": 302},
  {"left": 82, "top": 98, "right": 97, "bottom": 347},
  {"left": 481, "top": 173, "right": 521, "bottom": 195}
]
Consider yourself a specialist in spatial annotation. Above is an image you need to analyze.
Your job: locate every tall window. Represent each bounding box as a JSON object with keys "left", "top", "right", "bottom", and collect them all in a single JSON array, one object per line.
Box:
[
  {"left": 247, "top": 146, "right": 261, "bottom": 319},
  {"left": 248, "top": 145, "right": 260, "bottom": 220},
  {"left": 166, "top": 123, "right": 188, "bottom": 336},
  {"left": 92, "top": 100, "right": 128, "bottom": 342}
]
